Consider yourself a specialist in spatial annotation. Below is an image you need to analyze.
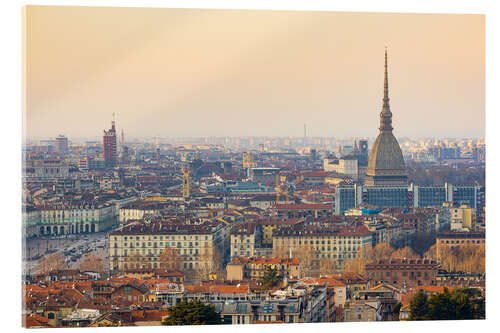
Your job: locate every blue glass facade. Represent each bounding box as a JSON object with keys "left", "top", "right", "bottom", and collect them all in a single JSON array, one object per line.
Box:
[{"left": 334, "top": 183, "right": 483, "bottom": 215}]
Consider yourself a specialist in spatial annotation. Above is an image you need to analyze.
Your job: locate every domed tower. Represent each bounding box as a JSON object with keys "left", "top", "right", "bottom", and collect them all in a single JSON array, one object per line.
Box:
[{"left": 365, "top": 49, "right": 407, "bottom": 186}]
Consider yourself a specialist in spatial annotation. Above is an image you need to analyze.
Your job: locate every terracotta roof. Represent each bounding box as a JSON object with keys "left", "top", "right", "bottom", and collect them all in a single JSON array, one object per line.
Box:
[
  {"left": 301, "top": 171, "right": 330, "bottom": 177},
  {"left": 184, "top": 284, "right": 249, "bottom": 294},
  {"left": 131, "top": 310, "right": 168, "bottom": 322},
  {"left": 229, "top": 256, "right": 299, "bottom": 266},
  {"left": 24, "top": 314, "right": 53, "bottom": 328},
  {"left": 370, "top": 283, "right": 400, "bottom": 292},
  {"left": 274, "top": 203, "right": 332, "bottom": 210},
  {"left": 307, "top": 277, "right": 346, "bottom": 287},
  {"left": 411, "top": 285, "right": 456, "bottom": 294}
]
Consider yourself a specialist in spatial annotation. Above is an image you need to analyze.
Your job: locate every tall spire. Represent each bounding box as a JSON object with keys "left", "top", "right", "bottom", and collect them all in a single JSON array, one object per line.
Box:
[
  {"left": 379, "top": 47, "right": 393, "bottom": 132},
  {"left": 383, "top": 47, "right": 389, "bottom": 107}
]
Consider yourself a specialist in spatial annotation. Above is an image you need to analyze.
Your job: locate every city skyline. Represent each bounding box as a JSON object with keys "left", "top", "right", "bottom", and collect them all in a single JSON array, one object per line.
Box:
[{"left": 24, "top": 6, "right": 484, "bottom": 139}]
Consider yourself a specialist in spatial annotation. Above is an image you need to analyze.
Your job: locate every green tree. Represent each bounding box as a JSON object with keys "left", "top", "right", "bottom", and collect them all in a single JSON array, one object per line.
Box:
[
  {"left": 162, "top": 299, "right": 222, "bottom": 326},
  {"left": 427, "top": 288, "right": 455, "bottom": 320},
  {"left": 409, "top": 290, "right": 429, "bottom": 320},
  {"left": 472, "top": 296, "right": 485, "bottom": 319},
  {"left": 410, "top": 288, "right": 481, "bottom": 321},
  {"left": 453, "top": 288, "right": 485, "bottom": 319},
  {"left": 260, "top": 266, "right": 283, "bottom": 289},
  {"left": 392, "top": 302, "right": 402, "bottom": 321}
]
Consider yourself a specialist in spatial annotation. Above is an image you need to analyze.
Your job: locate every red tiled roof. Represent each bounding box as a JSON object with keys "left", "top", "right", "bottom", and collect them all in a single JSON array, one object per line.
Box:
[
  {"left": 229, "top": 256, "right": 299, "bottom": 266},
  {"left": 24, "top": 314, "right": 53, "bottom": 328},
  {"left": 131, "top": 310, "right": 168, "bottom": 322},
  {"left": 184, "top": 284, "right": 249, "bottom": 294},
  {"left": 301, "top": 171, "right": 330, "bottom": 177},
  {"left": 274, "top": 203, "right": 332, "bottom": 210}
]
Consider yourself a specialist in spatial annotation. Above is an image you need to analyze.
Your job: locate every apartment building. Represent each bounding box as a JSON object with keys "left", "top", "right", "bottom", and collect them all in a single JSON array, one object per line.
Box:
[
  {"left": 230, "top": 222, "right": 262, "bottom": 259},
  {"left": 24, "top": 202, "right": 116, "bottom": 237},
  {"left": 365, "top": 258, "right": 439, "bottom": 288},
  {"left": 119, "top": 200, "right": 170, "bottom": 224},
  {"left": 108, "top": 219, "right": 230, "bottom": 272},
  {"left": 226, "top": 257, "right": 301, "bottom": 280},
  {"left": 273, "top": 224, "right": 373, "bottom": 269}
]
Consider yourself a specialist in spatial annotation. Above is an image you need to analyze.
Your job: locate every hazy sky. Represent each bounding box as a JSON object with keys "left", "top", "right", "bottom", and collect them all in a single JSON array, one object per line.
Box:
[{"left": 24, "top": 6, "right": 484, "bottom": 139}]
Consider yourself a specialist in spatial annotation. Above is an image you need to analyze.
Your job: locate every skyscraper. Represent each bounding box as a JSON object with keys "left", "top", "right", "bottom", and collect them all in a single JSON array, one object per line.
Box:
[
  {"left": 365, "top": 49, "right": 407, "bottom": 186},
  {"left": 358, "top": 139, "right": 369, "bottom": 166},
  {"left": 103, "top": 117, "right": 117, "bottom": 168},
  {"left": 55, "top": 135, "right": 69, "bottom": 153}
]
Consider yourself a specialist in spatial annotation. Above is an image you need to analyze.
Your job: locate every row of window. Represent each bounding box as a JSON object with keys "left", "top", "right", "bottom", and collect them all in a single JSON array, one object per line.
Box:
[
  {"left": 277, "top": 239, "right": 363, "bottom": 245},
  {"left": 116, "top": 241, "right": 206, "bottom": 248},
  {"left": 370, "top": 271, "right": 430, "bottom": 278},
  {"left": 114, "top": 235, "right": 210, "bottom": 241},
  {"left": 115, "top": 248, "right": 202, "bottom": 256},
  {"left": 441, "top": 239, "right": 484, "bottom": 244}
]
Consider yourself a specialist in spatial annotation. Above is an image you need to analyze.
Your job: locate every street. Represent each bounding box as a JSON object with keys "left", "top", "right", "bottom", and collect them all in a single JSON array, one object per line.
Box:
[{"left": 23, "top": 232, "right": 109, "bottom": 275}]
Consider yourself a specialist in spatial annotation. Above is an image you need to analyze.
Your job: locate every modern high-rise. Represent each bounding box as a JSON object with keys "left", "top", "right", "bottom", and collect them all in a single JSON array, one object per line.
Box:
[
  {"left": 358, "top": 140, "right": 369, "bottom": 166},
  {"left": 103, "top": 118, "right": 117, "bottom": 168},
  {"left": 334, "top": 183, "right": 484, "bottom": 215},
  {"left": 365, "top": 49, "right": 407, "bottom": 186},
  {"left": 55, "top": 135, "right": 69, "bottom": 153}
]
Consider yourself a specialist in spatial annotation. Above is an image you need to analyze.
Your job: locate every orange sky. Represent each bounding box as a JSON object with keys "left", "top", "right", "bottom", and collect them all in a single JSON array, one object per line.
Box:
[{"left": 24, "top": 6, "right": 484, "bottom": 139}]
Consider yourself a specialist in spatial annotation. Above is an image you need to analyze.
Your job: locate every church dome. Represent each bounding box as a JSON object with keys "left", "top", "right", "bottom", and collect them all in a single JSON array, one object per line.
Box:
[
  {"left": 367, "top": 131, "right": 406, "bottom": 174},
  {"left": 364, "top": 49, "right": 407, "bottom": 187}
]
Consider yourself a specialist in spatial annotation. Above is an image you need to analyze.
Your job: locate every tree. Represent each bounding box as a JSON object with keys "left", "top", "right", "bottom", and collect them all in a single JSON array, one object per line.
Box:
[
  {"left": 341, "top": 244, "right": 376, "bottom": 275},
  {"left": 435, "top": 244, "right": 485, "bottom": 275},
  {"left": 159, "top": 247, "right": 180, "bottom": 270},
  {"left": 35, "top": 252, "right": 67, "bottom": 275},
  {"left": 319, "top": 258, "right": 336, "bottom": 276},
  {"left": 451, "top": 288, "right": 484, "bottom": 320},
  {"left": 126, "top": 250, "right": 144, "bottom": 270},
  {"left": 424, "top": 244, "right": 437, "bottom": 261},
  {"left": 341, "top": 257, "right": 365, "bottom": 275},
  {"left": 409, "top": 288, "right": 481, "bottom": 321},
  {"left": 260, "top": 266, "right": 282, "bottom": 289},
  {"left": 162, "top": 299, "right": 222, "bottom": 325},
  {"left": 392, "top": 302, "right": 402, "bottom": 321},
  {"left": 427, "top": 288, "right": 456, "bottom": 320},
  {"left": 80, "top": 253, "right": 105, "bottom": 273},
  {"left": 411, "top": 232, "right": 435, "bottom": 256},
  {"left": 390, "top": 246, "right": 417, "bottom": 260},
  {"left": 373, "top": 242, "right": 393, "bottom": 261},
  {"left": 409, "top": 289, "right": 429, "bottom": 320},
  {"left": 294, "top": 245, "right": 318, "bottom": 276},
  {"left": 273, "top": 244, "right": 317, "bottom": 277},
  {"left": 195, "top": 246, "right": 223, "bottom": 281}
]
